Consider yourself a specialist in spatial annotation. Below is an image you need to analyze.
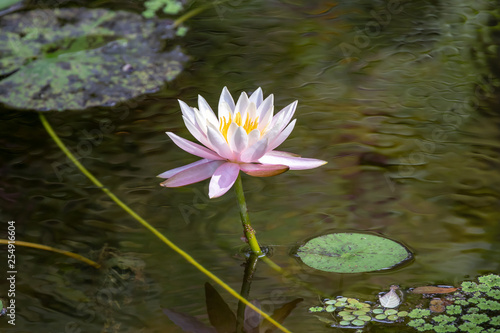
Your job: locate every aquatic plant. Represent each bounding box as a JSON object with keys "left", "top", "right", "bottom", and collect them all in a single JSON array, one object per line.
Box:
[
  {"left": 309, "top": 274, "right": 500, "bottom": 332},
  {"left": 159, "top": 87, "right": 326, "bottom": 255}
]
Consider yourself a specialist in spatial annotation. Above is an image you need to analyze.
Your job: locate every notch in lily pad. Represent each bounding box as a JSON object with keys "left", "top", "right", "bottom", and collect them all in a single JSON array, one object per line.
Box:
[{"left": 296, "top": 232, "right": 412, "bottom": 273}]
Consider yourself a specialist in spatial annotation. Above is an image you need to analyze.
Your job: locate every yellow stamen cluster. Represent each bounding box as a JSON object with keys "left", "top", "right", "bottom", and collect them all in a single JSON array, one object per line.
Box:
[{"left": 219, "top": 112, "right": 259, "bottom": 142}]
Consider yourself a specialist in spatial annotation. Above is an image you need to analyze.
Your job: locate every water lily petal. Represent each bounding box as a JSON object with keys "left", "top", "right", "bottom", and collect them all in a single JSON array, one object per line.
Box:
[
  {"left": 218, "top": 101, "right": 233, "bottom": 123},
  {"left": 161, "top": 159, "right": 225, "bottom": 187},
  {"left": 257, "top": 94, "right": 274, "bottom": 131},
  {"left": 268, "top": 119, "right": 296, "bottom": 151},
  {"left": 247, "top": 128, "right": 261, "bottom": 148},
  {"left": 198, "top": 95, "right": 219, "bottom": 126},
  {"left": 178, "top": 100, "right": 195, "bottom": 123},
  {"left": 270, "top": 100, "right": 297, "bottom": 132},
  {"left": 240, "top": 163, "right": 289, "bottom": 177},
  {"left": 234, "top": 92, "right": 249, "bottom": 118},
  {"left": 259, "top": 151, "right": 327, "bottom": 170},
  {"left": 206, "top": 124, "right": 234, "bottom": 160},
  {"left": 167, "top": 132, "right": 222, "bottom": 160},
  {"left": 219, "top": 87, "right": 235, "bottom": 113},
  {"left": 229, "top": 126, "right": 248, "bottom": 154},
  {"left": 182, "top": 115, "right": 210, "bottom": 147},
  {"left": 158, "top": 158, "right": 211, "bottom": 178},
  {"left": 240, "top": 138, "right": 269, "bottom": 163},
  {"left": 209, "top": 162, "right": 240, "bottom": 198},
  {"left": 249, "top": 87, "right": 263, "bottom": 107}
]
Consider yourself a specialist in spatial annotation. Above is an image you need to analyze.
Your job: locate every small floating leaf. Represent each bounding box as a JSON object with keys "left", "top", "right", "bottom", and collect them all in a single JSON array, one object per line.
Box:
[
  {"left": 296, "top": 233, "right": 411, "bottom": 273},
  {"left": 379, "top": 288, "right": 401, "bottom": 308},
  {"left": 352, "top": 319, "right": 365, "bottom": 326}
]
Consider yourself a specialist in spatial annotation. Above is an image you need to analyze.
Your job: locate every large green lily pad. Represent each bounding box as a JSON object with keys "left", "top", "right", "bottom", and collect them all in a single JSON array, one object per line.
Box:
[
  {"left": 0, "top": 8, "right": 187, "bottom": 111},
  {"left": 296, "top": 233, "right": 412, "bottom": 273}
]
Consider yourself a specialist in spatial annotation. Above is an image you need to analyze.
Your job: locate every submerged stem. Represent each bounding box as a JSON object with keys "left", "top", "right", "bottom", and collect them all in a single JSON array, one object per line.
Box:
[{"left": 234, "top": 174, "right": 264, "bottom": 256}]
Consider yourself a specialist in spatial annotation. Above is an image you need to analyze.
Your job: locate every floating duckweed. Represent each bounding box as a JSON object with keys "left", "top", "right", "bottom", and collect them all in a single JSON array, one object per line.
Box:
[
  {"left": 309, "top": 306, "right": 324, "bottom": 312},
  {"left": 478, "top": 274, "right": 500, "bottom": 288},
  {"left": 455, "top": 299, "right": 469, "bottom": 306},
  {"left": 433, "top": 315, "right": 455, "bottom": 324},
  {"left": 342, "top": 314, "right": 356, "bottom": 321},
  {"left": 339, "top": 320, "right": 351, "bottom": 326},
  {"left": 408, "top": 319, "right": 425, "bottom": 327},
  {"left": 486, "top": 289, "right": 500, "bottom": 300},
  {"left": 375, "top": 314, "right": 387, "bottom": 320},
  {"left": 325, "top": 305, "right": 336, "bottom": 312},
  {"left": 409, "top": 308, "right": 431, "bottom": 318},
  {"left": 352, "top": 319, "right": 365, "bottom": 326},
  {"left": 387, "top": 314, "right": 398, "bottom": 321},
  {"left": 338, "top": 297, "right": 348, "bottom": 302},
  {"left": 335, "top": 301, "right": 346, "bottom": 307},
  {"left": 467, "top": 307, "right": 480, "bottom": 314},
  {"left": 348, "top": 298, "right": 359, "bottom": 304},
  {"left": 385, "top": 309, "right": 398, "bottom": 316},
  {"left": 324, "top": 299, "right": 336, "bottom": 305},
  {"left": 458, "top": 322, "right": 482, "bottom": 333},
  {"left": 338, "top": 310, "right": 352, "bottom": 316},
  {"left": 398, "top": 311, "right": 409, "bottom": 317},
  {"left": 434, "top": 324, "right": 458, "bottom": 332},
  {"left": 373, "top": 308, "right": 384, "bottom": 314},
  {"left": 353, "top": 310, "right": 369, "bottom": 315},
  {"left": 490, "top": 315, "right": 500, "bottom": 326},
  {"left": 361, "top": 302, "right": 371, "bottom": 308},
  {"left": 461, "top": 281, "right": 479, "bottom": 293},
  {"left": 462, "top": 313, "right": 489, "bottom": 324},
  {"left": 358, "top": 315, "right": 371, "bottom": 321},
  {"left": 446, "top": 305, "right": 462, "bottom": 315}
]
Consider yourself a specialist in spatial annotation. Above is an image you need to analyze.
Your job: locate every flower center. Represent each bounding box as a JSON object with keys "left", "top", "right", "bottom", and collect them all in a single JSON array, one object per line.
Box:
[{"left": 219, "top": 112, "right": 259, "bottom": 142}]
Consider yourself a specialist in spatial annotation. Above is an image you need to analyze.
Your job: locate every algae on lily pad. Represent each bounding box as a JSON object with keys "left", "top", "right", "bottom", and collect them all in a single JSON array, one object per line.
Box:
[
  {"left": 296, "top": 233, "right": 411, "bottom": 273},
  {"left": 0, "top": 8, "right": 187, "bottom": 111}
]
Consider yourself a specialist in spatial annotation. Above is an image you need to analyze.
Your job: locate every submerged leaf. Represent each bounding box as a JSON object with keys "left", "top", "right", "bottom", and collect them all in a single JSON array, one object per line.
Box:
[
  {"left": 296, "top": 232, "right": 411, "bottom": 273},
  {"left": 162, "top": 308, "right": 216, "bottom": 333},
  {"left": 259, "top": 298, "right": 303, "bottom": 333},
  {"left": 0, "top": 8, "right": 187, "bottom": 111},
  {"left": 205, "top": 283, "right": 237, "bottom": 333}
]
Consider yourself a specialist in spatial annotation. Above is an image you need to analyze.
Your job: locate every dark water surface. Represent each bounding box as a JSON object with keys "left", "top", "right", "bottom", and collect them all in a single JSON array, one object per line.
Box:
[{"left": 1, "top": 0, "right": 500, "bottom": 332}]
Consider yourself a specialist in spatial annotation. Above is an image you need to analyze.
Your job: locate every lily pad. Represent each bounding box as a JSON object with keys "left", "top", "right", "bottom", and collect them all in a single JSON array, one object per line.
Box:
[
  {"left": 0, "top": 8, "right": 187, "bottom": 111},
  {"left": 296, "top": 232, "right": 411, "bottom": 273}
]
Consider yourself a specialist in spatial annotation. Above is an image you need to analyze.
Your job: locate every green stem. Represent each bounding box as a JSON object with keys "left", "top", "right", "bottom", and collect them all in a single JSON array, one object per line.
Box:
[
  {"left": 236, "top": 254, "right": 259, "bottom": 333},
  {"left": 234, "top": 174, "right": 263, "bottom": 256},
  {"left": 39, "top": 113, "right": 291, "bottom": 333}
]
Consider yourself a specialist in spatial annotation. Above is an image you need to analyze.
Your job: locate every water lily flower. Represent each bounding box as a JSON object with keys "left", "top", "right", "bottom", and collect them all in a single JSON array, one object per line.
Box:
[{"left": 159, "top": 87, "right": 327, "bottom": 198}]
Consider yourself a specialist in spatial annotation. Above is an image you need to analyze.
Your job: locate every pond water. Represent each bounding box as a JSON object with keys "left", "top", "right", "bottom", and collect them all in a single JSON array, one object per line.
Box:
[{"left": 1, "top": 0, "right": 500, "bottom": 332}]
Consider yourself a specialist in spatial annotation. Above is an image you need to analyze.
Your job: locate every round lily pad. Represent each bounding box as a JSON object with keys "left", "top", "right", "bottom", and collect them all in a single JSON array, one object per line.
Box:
[
  {"left": 296, "top": 232, "right": 411, "bottom": 273},
  {"left": 0, "top": 8, "right": 187, "bottom": 111}
]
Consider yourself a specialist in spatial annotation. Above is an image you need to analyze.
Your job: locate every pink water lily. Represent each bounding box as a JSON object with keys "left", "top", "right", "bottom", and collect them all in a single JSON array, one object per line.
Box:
[{"left": 158, "top": 87, "right": 327, "bottom": 198}]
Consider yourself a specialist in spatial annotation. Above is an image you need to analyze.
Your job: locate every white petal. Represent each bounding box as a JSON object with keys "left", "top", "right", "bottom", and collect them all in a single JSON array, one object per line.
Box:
[
  {"left": 268, "top": 119, "right": 296, "bottom": 151},
  {"left": 206, "top": 124, "right": 234, "bottom": 160},
  {"left": 218, "top": 101, "right": 233, "bottom": 122},
  {"left": 247, "top": 129, "right": 260, "bottom": 148},
  {"left": 240, "top": 138, "right": 269, "bottom": 163},
  {"left": 257, "top": 95, "right": 274, "bottom": 131},
  {"left": 198, "top": 95, "right": 218, "bottom": 125},
  {"left": 167, "top": 132, "right": 222, "bottom": 160},
  {"left": 249, "top": 87, "right": 263, "bottom": 107},
  {"left": 258, "top": 151, "right": 327, "bottom": 170},
  {"left": 178, "top": 100, "right": 195, "bottom": 123},
  {"left": 234, "top": 92, "right": 249, "bottom": 118},
  {"left": 270, "top": 101, "right": 297, "bottom": 132},
  {"left": 219, "top": 87, "right": 235, "bottom": 113},
  {"left": 229, "top": 126, "right": 248, "bottom": 154},
  {"left": 182, "top": 115, "right": 211, "bottom": 148},
  {"left": 247, "top": 102, "right": 257, "bottom": 122},
  {"left": 193, "top": 108, "right": 208, "bottom": 135}
]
